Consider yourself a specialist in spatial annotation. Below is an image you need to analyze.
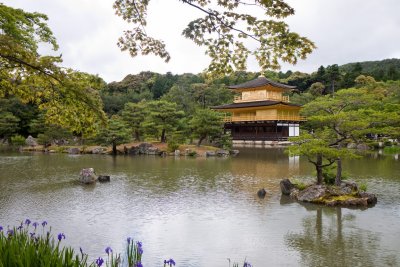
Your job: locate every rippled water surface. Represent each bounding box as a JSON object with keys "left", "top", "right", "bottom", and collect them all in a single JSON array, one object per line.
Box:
[{"left": 0, "top": 148, "right": 399, "bottom": 266}]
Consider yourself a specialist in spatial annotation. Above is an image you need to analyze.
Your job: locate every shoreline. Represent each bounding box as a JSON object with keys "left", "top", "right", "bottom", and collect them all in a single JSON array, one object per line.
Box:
[{"left": 17, "top": 142, "right": 239, "bottom": 157}]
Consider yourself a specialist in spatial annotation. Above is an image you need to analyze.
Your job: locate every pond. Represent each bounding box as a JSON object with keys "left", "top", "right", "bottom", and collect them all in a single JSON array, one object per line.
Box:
[{"left": 0, "top": 148, "right": 399, "bottom": 266}]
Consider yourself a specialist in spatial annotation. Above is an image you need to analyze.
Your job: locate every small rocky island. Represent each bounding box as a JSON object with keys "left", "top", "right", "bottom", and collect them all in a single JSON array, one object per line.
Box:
[
  {"left": 280, "top": 179, "right": 377, "bottom": 207},
  {"left": 79, "top": 168, "right": 110, "bottom": 184}
]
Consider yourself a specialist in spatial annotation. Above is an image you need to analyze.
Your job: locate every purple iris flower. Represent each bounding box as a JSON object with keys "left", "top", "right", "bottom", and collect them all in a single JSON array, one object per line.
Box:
[
  {"left": 135, "top": 263, "right": 143, "bottom": 267},
  {"left": 0, "top": 226, "right": 3, "bottom": 232},
  {"left": 243, "top": 261, "right": 252, "bottom": 267},
  {"left": 7, "top": 229, "right": 14, "bottom": 236},
  {"left": 17, "top": 225, "right": 23, "bottom": 230},
  {"left": 137, "top": 241, "right": 143, "bottom": 254},
  {"left": 164, "top": 258, "right": 176, "bottom": 266},
  {"left": 25, "top": 219, "right": 31, "bottom": 225},
  {"left": 57, "top": 233, "right": 65, "bottom": 241},
  {"left": 105, "top": 246, "right": 112, "bottom": 255},
  {"left": 32, "top": 222, "right": 39, "bottom": 229},
  {"left": 42, "top": 221, "right": 48, "bottom": 227},
  {"left": 96, "top": 257, "right": 104, "bottom": 267},
  {"left": 127, "top": 237, "right": 132, "bottom": 244},
  {"left": 30, "top": 232, "right": 35, "bottom": 238},
  {"left": 80, "top": 247, "right": 83, "bottom": 254}
]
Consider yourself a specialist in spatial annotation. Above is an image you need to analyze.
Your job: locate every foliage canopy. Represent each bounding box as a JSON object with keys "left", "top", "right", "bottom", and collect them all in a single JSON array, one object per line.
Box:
[
  {"left": 0, "top": 3, "right": 106, "bottom": 136},
  {"left": 113, "top": 0, "right": 315, "bottom": 77}
]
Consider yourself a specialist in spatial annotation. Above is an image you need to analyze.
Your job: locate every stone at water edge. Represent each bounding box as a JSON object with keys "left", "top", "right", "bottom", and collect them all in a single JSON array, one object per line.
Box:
[
  {"left": 358, "top": 192, "right": 378, "bottom": 205},
  {"left": 25, "top": 135, "right": 38, "bottom": 147},
  {"left": 79, "top": 168, "right": 97, "bottom": 184},
  {"left": 280, "top": 179, "right": 295, "bottom": 195},
  {"left": 297, "top": 185, "right": 326, "bottom": 202},
  {"left": 98, "top": 175, "right": 110, "bottom": 183},
  {"left": 229, "top": 150, "right": 240, "bottom": 156},
  {"left": 91, "top": 147, "right": 104, "bottom": 154},
  {"left": 216, "top": 149, "right": 230, "bottom": 157},
  {"left": 139, "top": 143, "right": 153, "bottom": 154},
  {"left": 68, "top": 147, "right": 80, "bottom": 154},
  {"left": 257, "top": 188, "right": 267, "bottom": 198},
  {"left": 146, "top": 147, "right": 160, "bottom": 155},
  {"left": 205, "top": 151, "right": 216, "bottom": 157},
  {"left": 356, "top": 143, "right": 370, "bottom": 150}
]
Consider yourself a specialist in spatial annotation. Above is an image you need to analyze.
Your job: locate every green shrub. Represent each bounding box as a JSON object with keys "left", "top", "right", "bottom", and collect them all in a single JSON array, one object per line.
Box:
[
  {"left": 367, "top": 141, "right": 380, "bottom": 149},
  {"left": 10, "top": 134, "right": 26, "bottom": 146},
  {"left": 321, "top": 165, "right": 348, "bottom": 185},
  {"left": 215, "top": 133, "right": 233, "bottom": 150},
  {"left": 187, "top": 151, "right": 197, "bottom": 157},
  {"left": 167, "top": 141, "right": 179, "bottom": 152},
  {"left": 37, "top": 133, "right": 52, "bottom": 147},
  {"left": 291, "top": 178, "right": 308, "bottom": 190},
  {"left": 322, "top": 166, "right": 336, "bottom": 185},
  {"left": 55, "top": 146, "right": 67, "bottom": 153},
  {"left": 383, "top": 139, "right": 392, "bottom": 147},
  {"left": 384, "top": 146, "right": 400, "bottom": 154},
  {"left": 359, "top": 183, "right": 368, "bottom": 192},
  {"left": 295, "top": 182, "right": 308, "bottom": 190}
]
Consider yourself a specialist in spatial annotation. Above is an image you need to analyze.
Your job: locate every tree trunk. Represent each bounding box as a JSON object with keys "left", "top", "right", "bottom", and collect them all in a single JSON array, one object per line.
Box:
[
  {"left": 316, "top": 154, "right": 323, "bottom": 185},
  {"left": 112, "top": 141, "right": 117, "bottom": 155},
  {"left": 335, "top": 157, "right": 342, "bottom": 186},
  {"left": 197, "top": 135, "right": 206, "bottom": 147},
  {"left": 135, "top": 131, "right": 140, "bottom": 141},
  {"left": 161, "top": 129, "right": 166, "bottom": 143}
]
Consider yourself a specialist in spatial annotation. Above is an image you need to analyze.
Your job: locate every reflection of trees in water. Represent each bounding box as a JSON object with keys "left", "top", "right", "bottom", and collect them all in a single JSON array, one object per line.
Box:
[{"left": 284, "top": 205, "right": 396, "bottom": 267}]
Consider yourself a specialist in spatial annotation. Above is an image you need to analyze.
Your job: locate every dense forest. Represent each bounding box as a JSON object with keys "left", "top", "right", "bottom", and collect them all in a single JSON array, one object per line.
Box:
[
  {"left": 1, "top": 58, "right": 400, "bottom": 149},
  {"left": 101, "top": 58, "right": 400, "bottom": 113}
]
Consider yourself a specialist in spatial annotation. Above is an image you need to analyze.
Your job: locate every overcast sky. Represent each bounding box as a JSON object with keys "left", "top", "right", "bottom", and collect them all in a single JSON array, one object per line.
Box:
[{"left": 5, "top": 0, "right": 400, "bottom": 82}]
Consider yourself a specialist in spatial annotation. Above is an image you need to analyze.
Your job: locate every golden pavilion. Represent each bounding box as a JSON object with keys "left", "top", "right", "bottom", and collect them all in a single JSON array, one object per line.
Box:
[{"left": 213, "top": 76, "right": 305, "bottom": 141}]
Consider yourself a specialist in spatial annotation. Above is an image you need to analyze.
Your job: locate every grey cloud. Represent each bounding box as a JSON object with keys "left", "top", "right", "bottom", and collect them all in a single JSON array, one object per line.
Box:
[{"left": 4, "top": 0, "right": 400, "bottom": 81}]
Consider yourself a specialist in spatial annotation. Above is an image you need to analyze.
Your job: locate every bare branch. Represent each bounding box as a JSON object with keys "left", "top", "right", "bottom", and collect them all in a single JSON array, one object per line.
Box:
[
  {"left": 181, "top": 0, "right": 260, "bottom": 42},
  {"left": 0, "top": 54, "right": 62, "bottom": 83}
]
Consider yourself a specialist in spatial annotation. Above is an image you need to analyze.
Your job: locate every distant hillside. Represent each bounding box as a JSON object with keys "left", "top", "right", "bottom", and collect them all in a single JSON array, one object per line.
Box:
[
  {"left": 100, "top": 58, "right": 400, "bottom": 114},
  {"left": 340, "top": 58, "right": 400, "bottom": 81}
]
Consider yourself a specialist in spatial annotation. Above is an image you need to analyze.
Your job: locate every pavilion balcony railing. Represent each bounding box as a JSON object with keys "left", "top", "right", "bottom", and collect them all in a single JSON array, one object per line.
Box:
[
  {"left": 233, "top": 95, "right": 290, "bottom": 103},
  {"left": 223, "top": 114, "right": 307, "bottom": 122},
  {"left": 230, "top": 135, "right": 289, "bottom": 141}
]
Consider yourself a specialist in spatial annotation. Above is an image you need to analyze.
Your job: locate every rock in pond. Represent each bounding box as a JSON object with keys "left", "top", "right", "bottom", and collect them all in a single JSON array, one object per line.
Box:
[
  {"left": 79, "top": 168, "right": 97, "bottom": 184},
  {"left": 98, "top": 175, "right": 110, "bottom": 183},
  {"left": 280, "top": 179, "right": 295, "bottom": 195},
  {"left": 257, "top": 188, "right": 267, "bottom": 198}
]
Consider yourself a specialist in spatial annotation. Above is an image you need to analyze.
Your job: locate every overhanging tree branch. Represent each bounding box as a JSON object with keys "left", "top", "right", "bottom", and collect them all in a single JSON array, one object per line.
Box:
[{"left": 181, "top": 0, "right": 260, "bottom": 42}]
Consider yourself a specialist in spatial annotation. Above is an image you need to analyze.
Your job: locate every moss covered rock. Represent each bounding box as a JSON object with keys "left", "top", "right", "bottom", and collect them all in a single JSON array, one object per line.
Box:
[{"left": 280, "top": 179, "right": 377, "bottom": 207}]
